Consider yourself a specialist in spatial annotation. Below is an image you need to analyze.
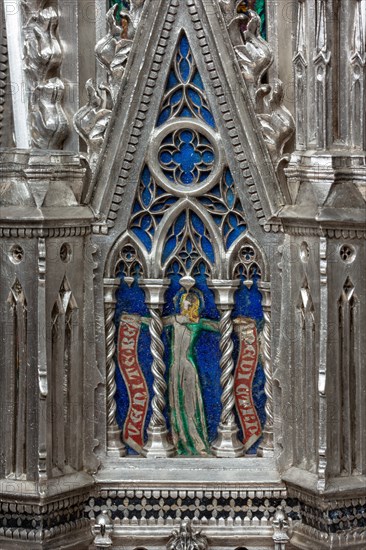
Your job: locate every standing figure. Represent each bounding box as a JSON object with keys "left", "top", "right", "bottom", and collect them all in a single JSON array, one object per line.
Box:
[
  {"left": 164, "top": 292, "right": 219, "bottom": 456},
  {"left": 118, "top": 290, "right": 262, "bottom": 456}
]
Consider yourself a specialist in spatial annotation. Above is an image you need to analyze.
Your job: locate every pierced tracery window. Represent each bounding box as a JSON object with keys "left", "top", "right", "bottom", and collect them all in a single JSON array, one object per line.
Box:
[{"left": 109, "top": 31, "right": 270, "bottom": 459}]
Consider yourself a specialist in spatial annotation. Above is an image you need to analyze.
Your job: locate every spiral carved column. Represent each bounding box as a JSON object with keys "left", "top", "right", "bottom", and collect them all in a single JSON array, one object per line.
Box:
[
  {"left": 257, "top": 282, "right": 274, "bottom": 456},
  {"left": 218, "top": 309, "right": 236, "bottom": 426},
  {"left": 209, "top": 280, "right": 244, "bottom": 457},
  {"left": 104, "top": 278, "right": 126, "bottom": 457},
  {"left": 139, "top": 279, "right": 175, "bottom": 457},
  {"left": 148, "top": 307, "right": 168, "bottom": 429}
]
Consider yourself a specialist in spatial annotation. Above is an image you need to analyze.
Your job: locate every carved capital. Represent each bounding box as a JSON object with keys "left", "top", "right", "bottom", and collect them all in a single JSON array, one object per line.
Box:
[
  {"left": 208, "top": 279, "right": 240, "bottom": 309},
  {"left": 139, "top": 278, "right": 170, "bottom": 308}
]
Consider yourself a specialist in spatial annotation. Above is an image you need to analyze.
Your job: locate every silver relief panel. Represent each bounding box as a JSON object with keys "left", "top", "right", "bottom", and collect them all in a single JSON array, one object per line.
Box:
[
  {"left": 98, "top": 8, "right": 278, "bottom": 462},
  {"left": 2, "top": 0, "right": 366, "bottom": 548}
]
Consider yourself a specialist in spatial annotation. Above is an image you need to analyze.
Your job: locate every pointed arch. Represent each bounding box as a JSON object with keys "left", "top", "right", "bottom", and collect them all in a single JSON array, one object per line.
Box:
[
  {"left": 91, "top": 0, "right": 283, "bottom": 230},
  {"left": 227, "top": 231, "right": 268, "bottom": 282},
  {"left": 337, "top": 277, "right": 362, "bottom": 475},
  {"left": 151, "top": 198, "right": 225, "bottom": 279},
  {"left": 105, "top": 231, "right": 148, "bottom": 279},
  {"left": 293, "top": 276, "right": 317, "bottom": 470},
  {"left": 94, "top": 0, "right": 285, "bottom": 462}
]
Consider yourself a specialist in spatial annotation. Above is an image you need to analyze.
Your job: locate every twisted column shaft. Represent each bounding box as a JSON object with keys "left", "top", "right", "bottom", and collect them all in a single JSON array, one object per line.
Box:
[
  {"left": 104, "top": 278, "right": 126, "bottom": 456},
  {"left": 139, "top": 278, "right": 175, "bottom": 457},
  {"left": 218, "top": 309, "right": 236, "bottom": 426},
  {"left": 262, "top": 309, "right": 274, "bottom": 430},
  {"left": 209, "top": 280, "right": 244, "bottom": 457},
  {"left": 148, "top": 307, "right": 167, "bottom": 429},
  {"left": 105, "top": 303, "right": 117, "bottom": 428},
  {"left": 258, "top": 282, "right": 274, "bottom": 456}
]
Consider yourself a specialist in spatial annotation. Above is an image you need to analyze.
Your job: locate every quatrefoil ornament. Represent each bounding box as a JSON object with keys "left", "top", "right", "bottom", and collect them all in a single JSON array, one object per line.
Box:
[
  {"left": 148, "top": 119, "right": 222, "bottom": 197},
  {"left": 159, "top": 128, "right": 215, "bottom": 186}
]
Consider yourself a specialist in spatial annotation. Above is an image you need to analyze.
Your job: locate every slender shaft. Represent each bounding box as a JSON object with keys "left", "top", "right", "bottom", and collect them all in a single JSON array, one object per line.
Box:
[
  {"left": 105, "top": 302, "right": 118, "bottom": 429},
  {"left": 104, "top": 279, "right": 126, "bottom": 456},
  {"left": 218, "top": 309, "right": 236, "bottom": 426},
  {"left": 139, "top": 278, "right": 175, "bottom": 457},
  {"left": 148, "top": 307, "right": 167, "bottom": 428},
  {"left": 209, "top": 280, "right": 243, "bottom": 457},
  {"left": 262, "top": 307, "right": 274, "bottom": 432},
  {"left": 258, "top": 282, "right": 274, "bottom": 456}
]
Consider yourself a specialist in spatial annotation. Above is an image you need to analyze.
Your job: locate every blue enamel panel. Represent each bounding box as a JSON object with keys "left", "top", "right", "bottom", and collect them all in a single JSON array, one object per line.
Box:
[
  {"left": 163, "top": 270, "right": 222, "bottom": 447},
  {"left": 114, "top": 274, "right": 154, "bottom": 454},
  {"left": 233, "top": 277, "right": 266, "bottom": 453},
  {"left": 130, "top": 166, "right": 178, "bottom": 252},
  {"left": 114, "top": 268, "right": 266, "bottom": 455},
  {"left": 156, "top": 33, "right": 216, "bottom": 128},
  {"left": 159, "top": 129, "right": 215, "bottom": 185},
  {"left": 115, "top": 25, "right": 267, "bottom": 456}
]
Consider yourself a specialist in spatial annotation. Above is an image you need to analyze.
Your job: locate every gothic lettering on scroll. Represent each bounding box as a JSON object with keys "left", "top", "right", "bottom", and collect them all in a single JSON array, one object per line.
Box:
[{"left": 117, "top": 292, "right": 261, "bottom": 456}]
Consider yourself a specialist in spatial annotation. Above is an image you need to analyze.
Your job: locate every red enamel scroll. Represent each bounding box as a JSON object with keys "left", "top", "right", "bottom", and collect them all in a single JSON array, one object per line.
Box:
[
  {"left": 118, "top": 314, "right": 149, "bottom": 453},
  {"left": 234, "top": 317, "right": 262, "bottom": 451}
]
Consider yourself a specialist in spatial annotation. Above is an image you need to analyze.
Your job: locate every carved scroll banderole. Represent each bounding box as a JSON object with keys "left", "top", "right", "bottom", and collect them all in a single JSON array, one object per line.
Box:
[{"left": 234, "top": 316, "right": 262, "bottom": 451}]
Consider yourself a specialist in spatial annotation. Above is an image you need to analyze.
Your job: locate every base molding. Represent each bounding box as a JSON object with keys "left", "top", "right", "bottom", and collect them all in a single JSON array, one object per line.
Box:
[
  {"left": 283, "top": 471, "right": 366, "bottom": 549},
  {"left": 0, "top": 467, "right": 365, "bottom": 549},
  {"left": 0, "top": 528, "right": 92, "bottom": 550},
  {"left": 0, "top": 473, "right": 94, "bottom": 549},
  {"left": 291, "top": 523, "right": 366, "bottom": 549}
]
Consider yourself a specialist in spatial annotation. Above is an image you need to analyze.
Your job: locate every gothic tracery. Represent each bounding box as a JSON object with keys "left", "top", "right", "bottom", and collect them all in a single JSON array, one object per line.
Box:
[{"left": 0, "top": 0, "right": 365, "bottom": 549}]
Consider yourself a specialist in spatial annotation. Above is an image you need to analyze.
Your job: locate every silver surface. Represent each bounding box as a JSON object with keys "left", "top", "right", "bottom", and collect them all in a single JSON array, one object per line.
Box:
[{"left": 0, "top": 0, "right": 365, "bottom": 548}]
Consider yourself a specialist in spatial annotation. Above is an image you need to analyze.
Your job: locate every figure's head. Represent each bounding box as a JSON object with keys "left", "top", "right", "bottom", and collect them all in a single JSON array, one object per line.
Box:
[{"left": 180, "top": 292, "right": 200, "bottom": 322}]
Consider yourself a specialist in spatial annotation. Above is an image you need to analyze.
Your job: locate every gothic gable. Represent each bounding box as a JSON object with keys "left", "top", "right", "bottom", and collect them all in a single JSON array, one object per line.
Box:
[{"left": 89, "top": 0, "right": 284, "bottom": 234}]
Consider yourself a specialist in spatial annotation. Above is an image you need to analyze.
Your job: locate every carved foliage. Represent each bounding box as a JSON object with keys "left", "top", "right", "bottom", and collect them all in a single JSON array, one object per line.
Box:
[
  {"left": 75, "top": 3, "right": 144, "bottom": 170},
  {"left": 167, "top": 520, "right": 208, "bottom": 550},
  {"left": 235, "top": 10, "right": 273, "bottom": 93},
  {"left": 95, "top": 4, "right": 133, "bottom": 101},
  {"left": 256, "top": 79, "right": 295, "bottom": 167},
  {"left": 222, "top": 7, "right": 295, "bottom": 168},
  {"left": 73, "top": 80, "right": 112, "bottom": 171},
  {"left": 22, "top": 1, "right": 69, "bottom": 149}
]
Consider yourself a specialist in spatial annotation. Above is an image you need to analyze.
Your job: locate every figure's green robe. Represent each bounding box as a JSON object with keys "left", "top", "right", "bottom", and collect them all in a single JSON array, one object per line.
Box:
[{"left": 168, "top": 318, "right": 217, "bottom": 456}]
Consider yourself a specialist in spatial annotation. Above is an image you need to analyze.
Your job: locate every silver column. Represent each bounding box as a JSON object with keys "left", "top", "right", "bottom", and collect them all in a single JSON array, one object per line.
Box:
[
  {"left": 209, "top": 280, "right": 244, "bottom": 458},
  {"left": 104, "top": 278, "right": 126, "bottom": 457},
  {"left": 139, "top": 278, "right": 176, "bottom": 458},
  {"left": 257, "top": 281, "right": 274, "bottom": 457}
]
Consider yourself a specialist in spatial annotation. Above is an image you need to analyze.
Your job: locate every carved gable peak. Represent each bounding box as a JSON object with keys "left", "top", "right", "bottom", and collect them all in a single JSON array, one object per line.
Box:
[{"left": 89, "top": 0, "right": 291, "bottom": 234}]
